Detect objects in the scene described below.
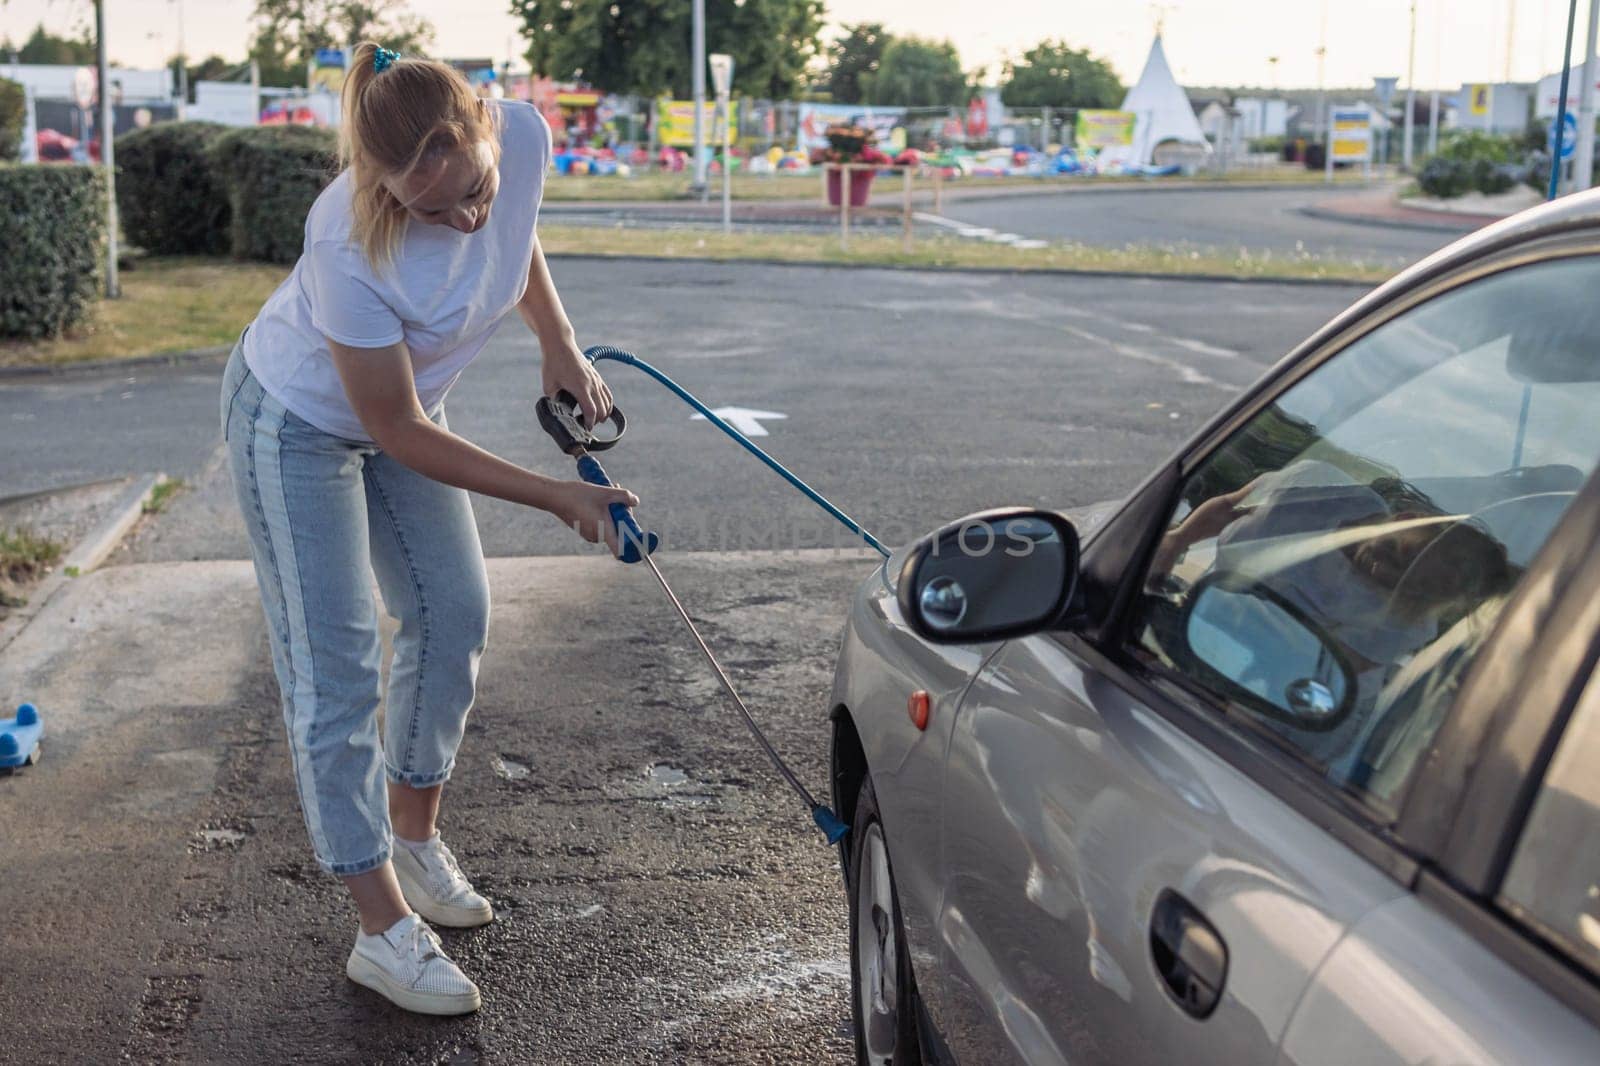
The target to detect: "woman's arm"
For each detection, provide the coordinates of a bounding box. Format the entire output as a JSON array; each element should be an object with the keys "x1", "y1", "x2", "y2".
[
  {"x1": 327, "y1": 338, "x2": 637, "y2": 550},
  {"x1": 518, "y1": 234, "x2": 613, "y2": 429}
]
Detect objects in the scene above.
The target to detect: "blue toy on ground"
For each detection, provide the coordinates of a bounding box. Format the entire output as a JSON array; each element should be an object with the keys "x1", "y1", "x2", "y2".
[{"x1": 0, "y1": 703, "x2": 42, "y2": 769}]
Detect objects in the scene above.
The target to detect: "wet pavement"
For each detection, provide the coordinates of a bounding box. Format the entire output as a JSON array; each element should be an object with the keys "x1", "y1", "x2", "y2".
[{"x1": 0, "y1": 553, "x2": 868, "y2": 1063}]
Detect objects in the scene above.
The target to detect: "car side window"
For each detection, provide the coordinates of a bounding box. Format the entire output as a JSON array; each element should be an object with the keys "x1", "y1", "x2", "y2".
[
  {"x1": 1500, "y1": 676, "x2": 1600, "y2": 981},
  {"x1": 1129, "y1": 255, "x2": 1600, "y2": 821}
]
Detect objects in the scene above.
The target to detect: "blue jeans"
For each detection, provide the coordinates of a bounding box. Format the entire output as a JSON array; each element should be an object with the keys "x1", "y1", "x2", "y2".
[{"x1": 221, "y1": 338, "x2": 490, "y2": 876}]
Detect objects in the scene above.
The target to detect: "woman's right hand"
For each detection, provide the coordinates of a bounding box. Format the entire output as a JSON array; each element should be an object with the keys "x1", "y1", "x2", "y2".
[{"x1": 552, "y1": 480, "x2": 641, "y2": 555}]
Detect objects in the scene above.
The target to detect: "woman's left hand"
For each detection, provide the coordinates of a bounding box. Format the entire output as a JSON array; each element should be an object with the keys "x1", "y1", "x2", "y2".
[{"x1": 542, "y1": 342, "x2": 614, "y2": 429}]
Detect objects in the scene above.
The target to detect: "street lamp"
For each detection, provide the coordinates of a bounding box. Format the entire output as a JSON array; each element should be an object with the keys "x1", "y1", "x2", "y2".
[
  {"x1": 95, "y1": 0, "x2": 119, "y2": 299},
  {"x1": 709, "y1": 53, "x2": 734, "y2": 234},
  {"x1": 172, "y1": 0, "x2": 187, "y2": 118},
  {"x1": 1404, "y1": 0, "x2": 1417, "y2": 170},
  {"x1": 691, "y1": 0, "x2": 707, "y2": 198}
]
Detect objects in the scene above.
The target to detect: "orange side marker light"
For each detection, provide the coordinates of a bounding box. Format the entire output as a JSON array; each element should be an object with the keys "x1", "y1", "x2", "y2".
[{"x1": 908, "y1": 690, "x2": 930, "y2": 731}]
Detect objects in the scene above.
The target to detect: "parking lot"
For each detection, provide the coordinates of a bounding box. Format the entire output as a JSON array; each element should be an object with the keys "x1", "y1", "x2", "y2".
[{"x1": 0, "y1": 259, "x2": 1365, "y2": 1062}]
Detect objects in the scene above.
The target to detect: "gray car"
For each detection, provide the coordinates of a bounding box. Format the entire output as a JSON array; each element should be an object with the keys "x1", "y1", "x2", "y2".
[{"x1": 827, "y1": 190, "x2": 1600, "y2": 1065}]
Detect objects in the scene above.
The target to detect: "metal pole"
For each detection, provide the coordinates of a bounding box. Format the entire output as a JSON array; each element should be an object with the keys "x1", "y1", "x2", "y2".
[
  {"x1": 720, "y1": 94, "x2": 731, "y2": 233},
  {"x1": 1552, "y1": 0, "x2": 1581, "y2": 201},
  {"x1": 175, "y1": 0, "x2": 187, "y2": 117},
  {"x1": 1404, "y1": 1, "x2": 1417, "y2": 170},
  {"x1": 691, "y1": 0, "x2": 707, "y2": 198},
  {"x1": 95, "y1": 0, "x2": 119, "y2": 299},
  {"x1": 1574, "y1": 0, "x2": 1600, "y2": 191},
  {"x1": 1428, "y1": 90, "x2": 1440, "y2": 155}
]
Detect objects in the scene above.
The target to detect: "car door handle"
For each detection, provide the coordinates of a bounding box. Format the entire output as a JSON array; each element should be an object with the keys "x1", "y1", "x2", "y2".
[{"x1": 1150, "y1": 889, "x2": 1229, "y2": 1019}]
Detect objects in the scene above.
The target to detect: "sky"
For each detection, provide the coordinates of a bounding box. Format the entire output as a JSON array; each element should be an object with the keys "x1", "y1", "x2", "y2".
[{"x1": 1, "y1": 0, "x2": 1592, "y2": 91}]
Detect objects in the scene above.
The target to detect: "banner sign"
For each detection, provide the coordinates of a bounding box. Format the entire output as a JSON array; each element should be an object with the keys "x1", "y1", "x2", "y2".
[
  {"x1": 796, "y1": 104, "x2": 904, "y2": 152},
  {"x1": 1330, "y1": 106, "x2": 1373, "y2": 162},
  {"x1": 1468, "y1": 84, "x2": 1491, "y2": 117},
  {"x1": 310, "y1": 48, "x2": 347, "y2": 94},
  {"x1": 1075, "y1": 109, "x2": 1136, "y2": 149},
  {"x1": 657, "y1": 99, "x2": 741, "y2": 147}
]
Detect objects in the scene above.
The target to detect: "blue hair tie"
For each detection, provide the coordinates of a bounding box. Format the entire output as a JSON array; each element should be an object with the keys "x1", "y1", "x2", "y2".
[{"x1": 374, "y1": 47, "x2": 400, "y2": 74}]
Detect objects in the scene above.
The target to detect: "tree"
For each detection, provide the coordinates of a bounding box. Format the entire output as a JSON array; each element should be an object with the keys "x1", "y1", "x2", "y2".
[
  {"x1": 1001, "y1": 40, "x2": 1122, "y2": 110},
  {"x1": 247, "y1": 0, "x2": 435, "y2": 89},
  {"x1": 0, "y1": 76, "x2": 24, "y2": 163},
  {"x1": 511, "y1": 0, "x2": 825, "y2": 99},
  {"x1": 14, "y1": 23, "x2": 96, "y2": 65},
  {"x1": 862, "y1": 37, "x2": 966, "y2": 108},
  {"x1": 822, "y1": 23, "x2": 885, "y2": 104},
  {"x1": 168, "y1": 55, "x2": 241, "y2": 102}
]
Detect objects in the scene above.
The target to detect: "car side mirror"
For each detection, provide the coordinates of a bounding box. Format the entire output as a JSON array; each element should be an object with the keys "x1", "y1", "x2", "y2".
[
  {"x1": 1180, "y1": 576, "x2": 1357, "y2": 730},
  {"x1": 897, "y1": 509, "x2": 1080, "y2": 644}
]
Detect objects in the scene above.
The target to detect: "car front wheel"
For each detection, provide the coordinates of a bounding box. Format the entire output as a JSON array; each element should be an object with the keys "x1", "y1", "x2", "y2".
[{"x1": 849, "y1": 773, "x2": 923, "y2": 1066}]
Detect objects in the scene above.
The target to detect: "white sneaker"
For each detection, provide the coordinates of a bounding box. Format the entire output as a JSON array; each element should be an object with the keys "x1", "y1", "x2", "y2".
[
  {"x1": 346, "y1": 914, "x2": 481, "y2": 1016},
  {"x1": 392, "y1": 833, "x2": 495, "y2": 928}
]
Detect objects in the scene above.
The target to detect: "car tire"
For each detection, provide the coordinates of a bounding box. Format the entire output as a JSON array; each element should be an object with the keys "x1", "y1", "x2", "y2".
[{"x1": 849, "y1": 773, "x2": 924, "y2": 1066}]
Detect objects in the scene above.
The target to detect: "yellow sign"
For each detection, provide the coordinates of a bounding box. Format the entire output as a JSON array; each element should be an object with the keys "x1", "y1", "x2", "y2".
[
  {"x1": 656, "y1": 99, "x2": 739, "y2": 147},
  {"x1": 1468, "y1": 84, "x2": 1492, "y2": 116},
  {"x1": 1074, "y1": 109, "x2": 1136, "y2": 149},
  {"x1": 1330, "y1": 107, "x2": 1372, "y2": 162}
]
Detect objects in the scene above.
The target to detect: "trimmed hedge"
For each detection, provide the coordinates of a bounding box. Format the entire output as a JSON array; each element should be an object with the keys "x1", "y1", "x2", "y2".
[
  {"x1": 0, "y1": 77, "x2": 24, "y2": 163},
  {"x1": 0, "y1": 164, "x2": 106, "y2": 340},
  {"x1": 116, "y1": 121, "x2": 232, "y2": 254},
  {"x1": 209, "y1": 125, "x2": 338, "y2": 264}
]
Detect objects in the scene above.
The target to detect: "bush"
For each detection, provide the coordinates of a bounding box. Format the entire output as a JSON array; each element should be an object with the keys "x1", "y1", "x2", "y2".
[
  {"x1": 1418, "y1": 156, "x2": 1472, "y2": 199},
  {"x1": 1437, "y1": 130, "x2": 1515, "y2": 166},
  {"x1": 208, "y1": 125, "x2": 338, "y2": 264},
  {"x1": 115, "y1": 121, "x2": 232, "y2": 254},
  {"x1": 0, "y1": 164, "x2": 105, "y2": 339},
  {"x1": 0, "y1": 77, "x2": 24, "y2": 163},
  {"x1": 1471, "y1": 158, "x2": 1516, "y2": 195}
]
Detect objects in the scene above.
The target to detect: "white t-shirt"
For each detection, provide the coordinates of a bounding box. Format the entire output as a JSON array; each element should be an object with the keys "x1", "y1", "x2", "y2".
[{"x1": 243, "y1": 99, "x2": 550, "y2": 441}]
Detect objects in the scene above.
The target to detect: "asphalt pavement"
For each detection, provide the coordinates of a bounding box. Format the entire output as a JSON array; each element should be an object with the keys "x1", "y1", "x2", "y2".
[
  {"x1": 0, "y1": 258, "x2": 1367, "y2": 1063},
  {"x1": 934, "y1": 184, "x2": 1462, "y2": 267},
  {"x1": 83, "y1": 259, "x2": 1363, "y2": 565}
]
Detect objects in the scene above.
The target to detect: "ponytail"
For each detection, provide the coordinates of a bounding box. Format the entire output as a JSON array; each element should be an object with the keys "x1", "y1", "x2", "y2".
[{"x1": 339, "y1": 42, "x2": 501, "y2": 270}]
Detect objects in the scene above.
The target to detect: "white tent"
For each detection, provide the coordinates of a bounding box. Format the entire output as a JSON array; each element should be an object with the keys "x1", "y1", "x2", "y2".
[{"x1": 1114, "y1": 36, "x2": 1210, "y2": 167}]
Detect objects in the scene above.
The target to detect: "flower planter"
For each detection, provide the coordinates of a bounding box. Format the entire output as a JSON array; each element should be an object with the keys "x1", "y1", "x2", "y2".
[{"x1": 827, "y1": 166, "x2": 876, "y2": 207}]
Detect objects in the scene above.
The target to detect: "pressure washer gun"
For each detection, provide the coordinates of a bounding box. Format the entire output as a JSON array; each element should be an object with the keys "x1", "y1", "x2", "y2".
[
  {"x1": 534, "y1": 389, "x2": 660, "y2": 564},
  {"x1": 533, "y1": 350, "x2": 852, "y2": 846}
]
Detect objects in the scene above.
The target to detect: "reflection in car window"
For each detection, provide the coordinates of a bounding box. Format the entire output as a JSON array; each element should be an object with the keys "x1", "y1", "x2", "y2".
[
  {"x1": 1132, "y1": 256, "x2": 1600, "y2": 820},
  {"x1": 1501, "y1": 678, "x2": 1600, "y2": 980}
]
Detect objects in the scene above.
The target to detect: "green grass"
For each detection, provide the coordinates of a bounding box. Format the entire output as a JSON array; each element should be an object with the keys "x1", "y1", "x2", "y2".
[
  {"x1": 143, "y1": 478, "x2": 185, "y2": 514},
  {"x1": 0, "y1": 257, "x2": 289, "y2": 369},
  {"x1": 536, "y1": 224, "x2": 1393, "y2": 283},
  {"x1": 0, "y1": 526, "x2": 63, "y2": 585}
]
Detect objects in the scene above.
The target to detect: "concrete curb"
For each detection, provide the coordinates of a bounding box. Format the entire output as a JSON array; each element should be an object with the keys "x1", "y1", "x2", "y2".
[
  {"x1": 0, "y1": 345, "x2": 230, "y2": 381},
  {"x1": 0, "y1": 473, "x2": 167, "y2": 656},
  {"x1": 1296, "y1": 204, "x2": 1483, "y2": 235},
  {"x1": 544, "y1": 251, "x2": 1379, "y2": 289},
  {"x1": 917, "y1": 178, "x2": 1392, "y2": 207}
]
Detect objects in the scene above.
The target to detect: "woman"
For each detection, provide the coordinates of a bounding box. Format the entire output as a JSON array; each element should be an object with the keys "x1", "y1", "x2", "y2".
[{"x1": 220, "y1": 43, "x2": 637, "y2": 1015}]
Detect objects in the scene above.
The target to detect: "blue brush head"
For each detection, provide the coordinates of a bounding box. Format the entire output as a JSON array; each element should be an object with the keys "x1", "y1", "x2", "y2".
[
  {"x1": 15, "y1": 703, "x2": 38, "y2": 726},
  {"x1": 812, "y1": 805, "x2": 849, "y2": 845}
]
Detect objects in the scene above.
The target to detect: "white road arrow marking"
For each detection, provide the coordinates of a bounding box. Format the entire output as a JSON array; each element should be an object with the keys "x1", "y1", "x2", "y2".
[{"x1": 691, "y1": 407, "x2": 788, "y2": 437}]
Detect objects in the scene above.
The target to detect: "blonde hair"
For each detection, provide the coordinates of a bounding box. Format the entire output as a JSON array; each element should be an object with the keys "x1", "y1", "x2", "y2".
[{"x1": 340, "y1": 42, "x2": 501, "y2": 269}]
